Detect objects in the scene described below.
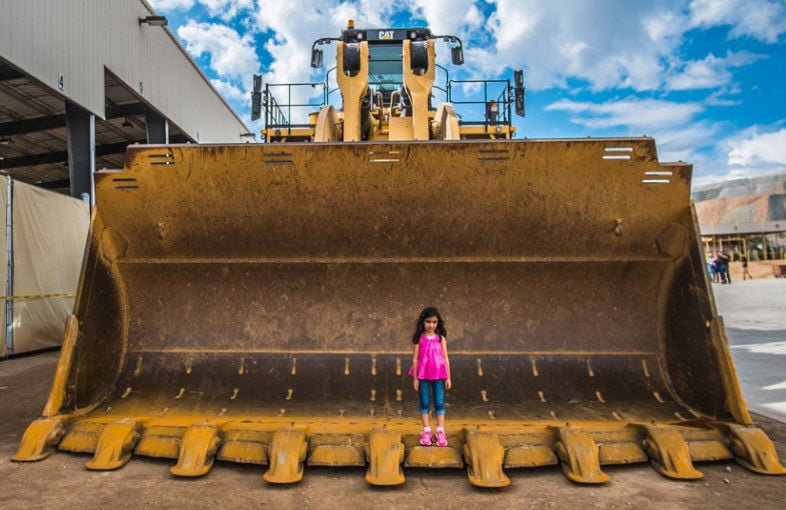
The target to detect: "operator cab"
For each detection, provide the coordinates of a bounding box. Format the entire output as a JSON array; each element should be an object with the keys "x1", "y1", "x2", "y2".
[{"x1": 255, "y1": 21, "x2": 522, "y2": 143}]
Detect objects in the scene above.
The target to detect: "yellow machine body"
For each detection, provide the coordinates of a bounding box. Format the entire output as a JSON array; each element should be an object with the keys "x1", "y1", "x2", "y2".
[{"x1": 14, "y1": 25, "x2": 785, "y2": 486}]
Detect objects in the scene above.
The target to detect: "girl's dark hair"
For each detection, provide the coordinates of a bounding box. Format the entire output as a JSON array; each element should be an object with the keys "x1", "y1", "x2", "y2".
[{"x1": 412, "y1": 307, "x2": 447, "y2": 344}]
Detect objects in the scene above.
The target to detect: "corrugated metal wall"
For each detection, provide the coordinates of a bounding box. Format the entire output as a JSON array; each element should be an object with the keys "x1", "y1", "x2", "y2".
[{"x1": 0, "y1": 0, "x2": 248, "y2": 142}]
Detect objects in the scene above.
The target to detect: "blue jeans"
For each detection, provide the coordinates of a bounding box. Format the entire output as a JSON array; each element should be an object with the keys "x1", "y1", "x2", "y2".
[{"x1": 418, "y1": 379, "x2": 446, "y2": 416}]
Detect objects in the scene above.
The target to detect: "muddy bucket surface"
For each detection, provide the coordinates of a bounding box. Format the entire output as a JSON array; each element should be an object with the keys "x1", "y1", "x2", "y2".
[{"x1": 15, "y1": 139, "x2": 785, "y2": 485}]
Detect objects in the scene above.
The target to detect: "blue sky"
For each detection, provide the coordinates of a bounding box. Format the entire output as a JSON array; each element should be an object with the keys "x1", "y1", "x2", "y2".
[{"x1": 148, "y1": 0, "x2": 786, "y2": 186}]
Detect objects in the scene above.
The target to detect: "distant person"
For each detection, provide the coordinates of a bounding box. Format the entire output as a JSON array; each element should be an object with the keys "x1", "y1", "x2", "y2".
[
  {"x1": 712, "y1": 257, "x2": 723, "y2": 283},
  {"x1": 741, "y1": 255, "x2": 752, "y2": 280},
  {"x1": 707, "y1": 255, "x2": 715, "y2": 280},
  {"x1": 719, "y1": 251, "x2": 731, "y2": 284}
]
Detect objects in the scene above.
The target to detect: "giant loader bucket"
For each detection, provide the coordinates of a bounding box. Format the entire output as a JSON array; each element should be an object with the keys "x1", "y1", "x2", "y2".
[{"x1": 15, "y1": 138, "x2": 785, "y2": 486}]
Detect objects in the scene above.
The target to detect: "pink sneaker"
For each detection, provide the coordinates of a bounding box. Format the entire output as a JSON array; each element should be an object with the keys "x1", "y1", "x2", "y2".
[
  {"x1": 419, "y1": 430, "x2": 433, "y2": 446},
  {"x1": 436, "y1": 429, "x2": 448, "y2": 447}
]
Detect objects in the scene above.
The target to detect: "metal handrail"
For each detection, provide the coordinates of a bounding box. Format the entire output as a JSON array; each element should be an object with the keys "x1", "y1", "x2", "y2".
[
  {"x1": 263, "y1": 82, "x2": 326, "y2": 137},
  {"x1": 447, "y1": 79, "x2": 512, "y2": 126},
  {"x1": 263, "y1": 71, "x2": 511, "y2": 135}
]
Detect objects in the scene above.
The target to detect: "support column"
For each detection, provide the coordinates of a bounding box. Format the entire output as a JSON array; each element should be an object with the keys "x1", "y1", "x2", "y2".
[
  {"x1": 65, "y1": 101, "x2": 94, "y2": 200},
  {"x1": 144, "y1": 105, "x2": 168, "y2": 144}
]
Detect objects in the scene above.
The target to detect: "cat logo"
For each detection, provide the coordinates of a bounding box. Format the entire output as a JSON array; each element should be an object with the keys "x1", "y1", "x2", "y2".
[{"x1": 378, "y1": 30, "x2": 394, "y2": 40}]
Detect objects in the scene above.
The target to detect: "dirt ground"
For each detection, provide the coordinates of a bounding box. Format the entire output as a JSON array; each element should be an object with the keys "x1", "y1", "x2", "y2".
[{"x1": 1, "y1": 351, "x2": 784, "y2": 509}]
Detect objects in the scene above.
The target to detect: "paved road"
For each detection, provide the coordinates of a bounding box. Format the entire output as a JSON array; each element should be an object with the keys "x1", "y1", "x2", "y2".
[{"x1": 713, "y1": 279, "x2": 786, "y2": 422}]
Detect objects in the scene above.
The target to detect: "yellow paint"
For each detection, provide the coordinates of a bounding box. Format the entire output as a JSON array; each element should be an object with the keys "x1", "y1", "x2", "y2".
[
  {"x1": 263, "y1": 429, "x2": 307, "y2": 483},
  {"x1": 553, "y1": 427, "x2": 609, "y2": 484},
  {"x1": 84, "y1": 419, "x2": 139, "y2": 471},
  {"x1": 335, "y1": 41, "x2": 369, "y2": 142},
  {"x1": 364, "y1": 429, "x2": 405, "y2": 485},
  {"x1": 42, "y1": 315, "x2": 78, "y2": 417},
  {"x1": 401, "y1": 39, "x2": 435, "y2": 141}
]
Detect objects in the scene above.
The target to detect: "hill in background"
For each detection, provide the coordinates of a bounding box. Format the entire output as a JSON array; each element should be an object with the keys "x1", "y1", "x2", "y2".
[{"x1": 694, "y1": 171, "x2": 786, "y2": 225}]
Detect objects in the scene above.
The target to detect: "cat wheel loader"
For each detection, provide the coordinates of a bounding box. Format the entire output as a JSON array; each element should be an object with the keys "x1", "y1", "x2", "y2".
[{"x1": 14, "y1": 22, "x2": 785, "y2": 487}]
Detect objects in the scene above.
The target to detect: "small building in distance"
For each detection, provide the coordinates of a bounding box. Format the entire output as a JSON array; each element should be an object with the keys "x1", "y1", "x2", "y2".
[{"x1": 694, "y1": 171, "x2": 786, "y2": 263}]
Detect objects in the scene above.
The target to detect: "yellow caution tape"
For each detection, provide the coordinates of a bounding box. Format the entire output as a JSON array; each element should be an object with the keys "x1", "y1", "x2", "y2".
[{"x1": 0, "y1": 291, "x2": 76, "y2": 301}]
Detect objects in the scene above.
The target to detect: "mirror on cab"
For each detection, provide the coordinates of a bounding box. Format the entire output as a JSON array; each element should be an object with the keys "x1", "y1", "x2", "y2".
[
  {"x1": 311, "y1": 48, "x2": 323, "y2": 68},
  {"x1": 451, "y1": 45, "x2": 464, "y2": 66}
]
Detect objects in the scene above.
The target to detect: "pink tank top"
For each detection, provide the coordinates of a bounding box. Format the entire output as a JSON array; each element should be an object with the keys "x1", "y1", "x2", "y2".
[{"x1": 414, "y1": 334, "x2": 448, "y2": 380}]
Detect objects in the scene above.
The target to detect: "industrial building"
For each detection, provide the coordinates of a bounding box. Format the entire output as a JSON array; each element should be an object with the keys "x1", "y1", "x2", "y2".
[
  {"x1": 695, "y1": 173, "x2": 786, "y2": 270},
  {"x1": 1, "y1": 0, "x2": 249, "y2": 198},
  {"x1": 1, "y1": 0, "x2": 250, "y2": 355}
]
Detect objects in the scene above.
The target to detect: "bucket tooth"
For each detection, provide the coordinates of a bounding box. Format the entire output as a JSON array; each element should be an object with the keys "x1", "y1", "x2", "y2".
[
  {"x1": 169, "y1": 425, "x2": 221, "y2": 477},
  {"x1": 722, "y1": 424, "x2": 786, "y2": 475},
  {"x1": 364, "y1": 429, "x2": 405, "y2": 486},
  {"x1": 12, "y1": 417, "x2": 67, "y2": 462},
  {"x1": 262, "y1": 429, "x2": 307, "y2": 484},
  {"x1": 463, "y1": 430, "x2": 509, "y2": 488},
  {"x1": 553, "y1": 427, "x2": 609, "y2": 484},
  {"x1": 85, "y1": 419, "x2": 140, "y2": 470},
  {"x1": 634, "y1": 425, "x2": 703, "y2": 479}
]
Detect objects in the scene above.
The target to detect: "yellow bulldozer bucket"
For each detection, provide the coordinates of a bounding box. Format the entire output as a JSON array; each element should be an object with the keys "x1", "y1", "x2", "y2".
[{"x1": 14, "y1": 138, "x2": 785, "y2": 486}]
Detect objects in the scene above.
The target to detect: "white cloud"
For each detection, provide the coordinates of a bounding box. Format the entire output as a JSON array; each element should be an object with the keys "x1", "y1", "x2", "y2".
[
  {"x1": 688, "y1": 0, "x2": 786, "y2": 43},
  {"x1": 643, "y1": 9, "x2": 688, "y2": 43},
  {"x1": 545, "y1": 97, "x2": 704, "y2": 130},
  {"x1": 177, "y1": 20, "x2": 260, "y2": 83},
  {"x1": 406, "y1": 0, "x2": 485, "y2": 37},
  {"x1": 210, "y1": 78, "x2": 246, "y2": 102},
  {"x1": 667, "y1": 51, "x2": 766, "y2": 90},
  {"x1": 198, "y1": 0, "x2": 254, "y2": 21},
  {"x1": 727, "y1": 127, "x2": 786, "y2": 167},
  {"x1": 251, "y1": 0, "x2": 404, "y2": 121},
  {"x1": 668, "y1": 54, "x2": 732, "y2": 90},
  {"x1": 462, "y1": 0, "x2": 688, "y2": 91},
  {"x1": 647, "y1": 122, "x2": 727, "y2": 175},
  {"x1": 150, "y1": 0, "x2": 254, "y2": 20},
  {"x1": 148, "y1": 0, "x2": 195, "y2": 10},
  {"x1": 654, "y1": 122, "x2": 719, "y2": 152},
  {"x1": 409, "y1": 1, "x2": 777, "y2": 94}
]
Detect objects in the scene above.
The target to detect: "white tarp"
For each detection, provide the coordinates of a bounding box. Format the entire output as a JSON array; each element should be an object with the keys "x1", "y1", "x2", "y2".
[
  {"x1": 0, "y1": 176, "x2": 7, "y2": 358},
  {"x1": 1, "y1": 176, "x2": 89, "y2": 356}
]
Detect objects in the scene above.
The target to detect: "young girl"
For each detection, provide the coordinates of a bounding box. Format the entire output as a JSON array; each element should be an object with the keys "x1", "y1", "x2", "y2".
[{"x1": 411, "y1": 307, "x2": 452, "y2": 447}]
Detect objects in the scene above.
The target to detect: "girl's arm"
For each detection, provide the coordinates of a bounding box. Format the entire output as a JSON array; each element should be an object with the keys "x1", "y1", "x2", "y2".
[
  {"x1": 412, "y1": 343, "x2": 420, "y2": 391},
  {"x1": 441, "y1": 336, "x2": 452, "y2": 390}
]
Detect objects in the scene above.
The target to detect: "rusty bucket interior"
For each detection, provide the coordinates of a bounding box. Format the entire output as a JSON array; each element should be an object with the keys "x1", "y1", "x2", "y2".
[{"x1": 14, "y1": 139, "x2": 785, "y2": 486}]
